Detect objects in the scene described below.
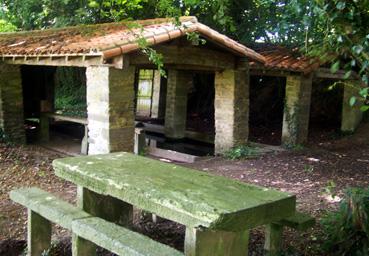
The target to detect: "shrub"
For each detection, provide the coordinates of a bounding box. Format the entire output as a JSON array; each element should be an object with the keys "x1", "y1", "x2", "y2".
[
  {"x1": 321, "y1": 187, "x2": 369, "y2": 255},
  {"x1": 223, "y1": 144, "x2": 260, "y2": 160}
]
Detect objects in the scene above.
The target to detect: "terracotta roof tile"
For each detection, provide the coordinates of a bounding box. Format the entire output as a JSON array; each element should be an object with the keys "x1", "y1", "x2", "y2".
[
  {"x1": 250, "y1": 44, "x2": 324, "y2": 74},
  {"x1": 0, "y1": 16, "x2": 265, "y2": 63}
]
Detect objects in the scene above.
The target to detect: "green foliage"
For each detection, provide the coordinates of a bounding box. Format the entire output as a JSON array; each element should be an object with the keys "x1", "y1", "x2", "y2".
[
  {"x1": 309, "y1": 0, "x2": 369, "y2": 108},
  {"x1": 0, "y1": 19, "x2": 16, "y2": 32},
  {"x1": 0, "y1": 128, "x2": 14, "y2": 145},
  {"x1": 321, "y1": 187, "x2": 369, "y2": 255},
  {"x1": 54, "y1": 67, "x2": 87, "y2": 117},
  {"x1": 322, "y1": 180, "x2": 337, "y2": 199},
  {"x1": 224, "y1": 144, "x2": 260, "y2": 160}
]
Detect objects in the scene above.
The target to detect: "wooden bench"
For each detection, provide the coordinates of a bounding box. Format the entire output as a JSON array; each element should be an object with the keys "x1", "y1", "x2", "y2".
[
  {"x1": 264, "y1": 212, "x2": 315, "y2": 256},
  {"x1": 10, "y1": 187, "x2": 183, "y2": 256},
  {"x1": 40, "y1": 112, "x2": 88, "y2": 154}
]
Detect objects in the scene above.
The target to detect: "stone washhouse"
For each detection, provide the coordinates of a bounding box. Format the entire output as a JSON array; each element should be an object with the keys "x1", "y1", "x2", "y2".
[
  {"x1": 249, "y1": 45, "x2": 365, "y2": 146},
  {"x1": 0, "y1": 16, "x2": 364, "y2": 155},
  {"x1": 0, "y1": 16, "x2": 265, "y2": 155}
]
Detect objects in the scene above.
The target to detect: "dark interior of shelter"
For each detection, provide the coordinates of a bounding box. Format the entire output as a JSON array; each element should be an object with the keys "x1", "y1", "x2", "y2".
[
  {"x1": 308, "y1": 79, "x2": 343, "y2": 142},
  {"x1": 22, "y1": 66, "x2": 86, "y2": 145},
  {"x1": 249, "y1": 75, "x2": 286, "y2": 146},
  {"x1": 186, "y1": 73, "x2": 215, "y2": 135}
]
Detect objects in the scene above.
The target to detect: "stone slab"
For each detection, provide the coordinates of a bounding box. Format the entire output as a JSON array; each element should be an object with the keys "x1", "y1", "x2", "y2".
[
  {"x1": 148, "y1": 147, "x2": 199, "y2": 163},
  {"x1": 53, "y1": 152, "x2": 296, "y2": 231},
  {"x1": 10, "y1": 187, "x2": 90, "y2": 230},
  {"x1": 275, "y1": 212, "x2": 315, "y2": 231},
  {"x1": 72, "y1": 217, "x2": 184, "y2": 256}
]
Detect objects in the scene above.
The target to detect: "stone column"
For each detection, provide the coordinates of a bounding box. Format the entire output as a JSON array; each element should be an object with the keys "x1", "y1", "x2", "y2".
[
  {"x1": 164, "y1": 69, "x2": 192, "y2": 139},
  {"x1": 72, "y1": 187, "x2": 133, "y2": 256},
  {"x1": 341, "y1": 81, "x2": 363, "y2": 132},
  {"x1": 86, "y1": 66, "x2": 135, "y2": 155},
  {"x1": 282, "y1": 74, "x2": 313, "y2": 147},
  {"x1": 0, "y1": 64, "x2": 25, "y2": 144},
  {"x1": 185, "y1": 227, "x2": 249, "y2": 256},
  {"x1": 214, "y1": 61, "x2": 249, "y2": 154},
  {"x1": 151, "y1": 70, "x2": 161, "y2": 118}
]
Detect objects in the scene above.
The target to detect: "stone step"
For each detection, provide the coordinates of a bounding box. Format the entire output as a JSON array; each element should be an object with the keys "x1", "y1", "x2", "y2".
[{"x1": 72, "y1": 217, "x2": 184, "y2": 256}]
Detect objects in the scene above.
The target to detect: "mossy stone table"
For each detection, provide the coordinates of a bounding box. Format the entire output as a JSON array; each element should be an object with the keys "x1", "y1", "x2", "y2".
[{"x1": 53, "y1": 152, "x2": 296, "y2": 256}]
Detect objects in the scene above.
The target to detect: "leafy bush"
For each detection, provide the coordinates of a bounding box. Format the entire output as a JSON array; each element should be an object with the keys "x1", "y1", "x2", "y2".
[
  {"x1": 224, "y1": 145, "x2": 260, "y2": 160},
  {"x1": 321, "y1": 187, "x2": 369, "y2": 255},
  {"x1": 54, "y1": 67, "x2": 87, "y2": 117}
]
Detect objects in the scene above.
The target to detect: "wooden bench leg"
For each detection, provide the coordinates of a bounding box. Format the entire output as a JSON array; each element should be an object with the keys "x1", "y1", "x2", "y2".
[
  {"x1": 184, "y1": 227, "x2": 249, "y2": 256},
  {"x1": 28, "y1": 209, "x2": 51, "y2": 256},
  {"x1": 264, "y1": 223, "x2": 283, "y2": 256},
  {"x1": 72, "y1": 186, "x2": 133, "y2": 256}
]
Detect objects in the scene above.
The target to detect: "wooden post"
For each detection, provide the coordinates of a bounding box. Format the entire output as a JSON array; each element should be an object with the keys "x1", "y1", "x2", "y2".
[
  {"x1": 184, "y1": 227, "x2": 249, "y2": 256},
  {"x1": 28, "y1": 209, "x2": 51, "y2": 256},
  {"x1": 264, "y1": 223, "x2": 283, "y2": 256}
]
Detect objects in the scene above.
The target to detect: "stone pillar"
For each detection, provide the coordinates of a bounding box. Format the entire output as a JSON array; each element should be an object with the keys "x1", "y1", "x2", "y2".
[
  {"x1": 264, "y1": 223, "x2": 283, "y2": 256},
  {"x1": 341, "y1": 81, "x2": 363, "y2": 132},
  {"x1": 214, "y1": 61, "x2": 249, "y2": 154},
  {"x1": 184, "y1": 227, "x2": 249, "y2": 256},
  {"x1": 86, "y1": 66, "x2": 135, "y2": 155},
  {"x1": 151, "y1": 70, "x2": 161, "y2": 118},
  {"x1": 282, "y1": 74, "x2": 313, "y2": 147},
  {"x1": 0, "y1": 64, "x2": 25, "y2": 143},
  {"x1": 164, "y1": 69, "x2": 192, "y2": 139},
  {"x1": 72, "y1": 187, "x2": 133, "y2": 256},
  {"x1": 28, "y1": 209, "x2": 52, "y2": 256}
]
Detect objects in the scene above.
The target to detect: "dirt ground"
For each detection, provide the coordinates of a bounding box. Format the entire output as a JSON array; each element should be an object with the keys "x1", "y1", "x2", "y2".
[{"x1": 1, "y1": 123, "x2": 369, "y2": 255}]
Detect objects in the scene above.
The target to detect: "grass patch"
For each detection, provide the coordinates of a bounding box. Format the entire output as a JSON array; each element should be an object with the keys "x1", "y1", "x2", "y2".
[{"x1": 223, "y1": 144, "x2": 261, "y2": 160}]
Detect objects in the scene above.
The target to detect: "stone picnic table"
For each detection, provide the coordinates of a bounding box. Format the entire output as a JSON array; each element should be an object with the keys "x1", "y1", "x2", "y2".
[{"x1": 53, "y1": 152, "x2": 296, "y2": 255}]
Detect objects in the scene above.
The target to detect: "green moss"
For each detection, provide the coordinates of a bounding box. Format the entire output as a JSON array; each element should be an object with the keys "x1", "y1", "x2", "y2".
[{"x1": 53, "y1": 152, "x2": 296, "y2": 231}]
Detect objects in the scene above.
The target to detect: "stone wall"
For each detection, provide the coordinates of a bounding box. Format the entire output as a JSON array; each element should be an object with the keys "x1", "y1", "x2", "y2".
[
  {"x1": 0, "y1": 64, "x2": 25, "y2": 143},
  {"x1": 164, "y1": 69, "x2": 192, "y2": 139},
  {"x1": 86, "y1": 66, "x2": 135, "y2": 154},
  {"x1": 214, "y1": 61, "x2": 249, "y2": 154},
  {"x1": 282, "y1": 74, "x2": 313, "y2": 146},
  {"x1": 341, "y1": 81, "x2": 363, "y2": 132}
]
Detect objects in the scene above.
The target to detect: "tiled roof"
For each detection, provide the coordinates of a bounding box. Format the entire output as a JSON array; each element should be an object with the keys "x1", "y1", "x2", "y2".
[
  {"x1": 0, "y1": 17, "x2": 265, "y2": 63},
  {"x1": 250, "y1": 44, "x2": 323, "y2": 74}
]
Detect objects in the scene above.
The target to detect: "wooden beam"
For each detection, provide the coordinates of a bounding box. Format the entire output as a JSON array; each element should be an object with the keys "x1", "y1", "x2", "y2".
[
  {"x1": 0, "y1": 54, "x2": 116, "y2": 68},
  {"x1": 314, "y1": 68, "x2": 360, "y2": 80},
  {"x1": 250, "y1": 66, "x2": 294, "y2": 77},
  {"x1": 128, "y1": 45, "x2": 236, "y2": 70}
]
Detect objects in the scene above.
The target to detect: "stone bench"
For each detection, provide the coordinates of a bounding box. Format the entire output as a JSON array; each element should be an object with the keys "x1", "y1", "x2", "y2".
[
  {"x1": 39, "y1": 112, "x2": 88, "y2": 154},
  {"x1": 264, "y1": 212, "x2": 315, "y2": 256},
  {"x1": 10, "y1": 187, "x2": 183, "y2": 256}
]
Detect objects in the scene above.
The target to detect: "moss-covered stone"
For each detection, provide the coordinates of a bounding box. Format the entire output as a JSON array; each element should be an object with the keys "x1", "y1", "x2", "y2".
[
  {"x1": 341, "y1": 82, "x2": 363, "y2": 132},
  {"x1": 184, "y1": 227, "x2": 249, "y2": 256},
  {"x1": 164, "y1": 69, "x2": 191, "y2": 139},
  {"x1": 72, "y1": 217, "x2": 184, "y2": 256},
  {"x1": 53, "y1": 152, "x2": 296, "y2": 231},
  {"x1": 214, "y1": 61, "x2": 249, "y2": 154},
  {"x1": 27, "y1": 209, "x2": 52, "y2": 256},
  {"x1": 282, "y1": 74, "x2": 312, "y2": 146},
  {"x1": 0, "y1": 64, "x2": 25, "y2": 144},
  {"x1": 10, "y1": 187, "x2": 90, "y2": 230},
  {"x1": 275, "y1": 211, "x2": 315, "y2": 231}
]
